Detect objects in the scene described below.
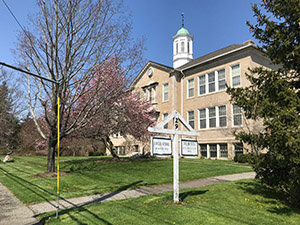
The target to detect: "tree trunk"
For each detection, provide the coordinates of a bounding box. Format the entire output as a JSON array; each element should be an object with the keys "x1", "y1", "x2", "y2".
[
  {"x1": 102, "y1": 136, "x2": 119, "y2": 160},
  {"x1": 47, "y1": 136, "x2": 56, "y2": 172}
]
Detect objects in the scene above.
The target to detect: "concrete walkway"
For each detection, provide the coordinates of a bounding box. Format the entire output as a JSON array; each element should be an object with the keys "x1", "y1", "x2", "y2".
[{"x1": 0, "y1": 172, "x2": 255, "y2": 225}]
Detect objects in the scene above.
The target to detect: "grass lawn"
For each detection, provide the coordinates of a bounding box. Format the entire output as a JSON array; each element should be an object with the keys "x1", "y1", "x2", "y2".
[
  {"x1": 40, "y1": 179, "x2": 300, "y2": 225},
  {"x1": 0, "y1": 156, "x2": 252, "y2": 204}
]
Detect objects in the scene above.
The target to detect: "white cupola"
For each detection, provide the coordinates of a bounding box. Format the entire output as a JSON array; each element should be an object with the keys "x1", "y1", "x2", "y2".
[{"x1": 173, "y1": 14, "x2": 193, "y2": 69}]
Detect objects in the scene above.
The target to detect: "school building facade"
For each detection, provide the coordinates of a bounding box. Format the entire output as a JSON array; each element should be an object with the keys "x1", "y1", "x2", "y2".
[{"x1": 111, "y1": 25, "x2": 276, "y2": 159}]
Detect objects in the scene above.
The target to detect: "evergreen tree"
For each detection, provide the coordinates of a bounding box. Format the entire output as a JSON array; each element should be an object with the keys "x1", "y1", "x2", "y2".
[
  {"x1": 0, "y1": 81, "x2": 19, "y2": 148},
  {"x1": 227, "y1": 0, "x2": 300, "y2": 207}
]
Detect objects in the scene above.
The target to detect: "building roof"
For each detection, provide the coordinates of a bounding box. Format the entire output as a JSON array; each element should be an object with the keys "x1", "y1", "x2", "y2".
[
  {"x1": 176, "y1": 27, "x2": 190, "y2": 35},
  {"x1": 129, "y1": 61, "x2": 174, "y2": 89},
  {"x1": 177, "y1": 43, "x2": 257, "y2": 71}
]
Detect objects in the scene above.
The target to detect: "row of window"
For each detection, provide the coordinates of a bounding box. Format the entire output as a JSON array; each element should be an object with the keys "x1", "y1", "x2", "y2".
[
  {"x1": 187, "y1": 104, "x2": 242, "y2": 129},
  {"x1": 187, "y1": 64, "x2": 241, "y2": 98},
  {"x1": 200, "y1": 143, "x2": 243, "y2": 158},
  {"x1": 145, "y1": 64, "x2": 240, "y2": 103}
]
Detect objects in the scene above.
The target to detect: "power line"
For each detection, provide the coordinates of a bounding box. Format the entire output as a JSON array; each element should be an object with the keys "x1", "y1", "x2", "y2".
[{"x1": 1, "y1": 0, "x2": 27, "y2": 34}]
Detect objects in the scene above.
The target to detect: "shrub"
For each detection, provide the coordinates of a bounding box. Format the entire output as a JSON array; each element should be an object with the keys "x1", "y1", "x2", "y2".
[
  {"x1": 234, "y1": 154, "x2": 248, "y2": 163},
  {"x1": 88, "y1": 151, "x2": 105, "y2": 156}
]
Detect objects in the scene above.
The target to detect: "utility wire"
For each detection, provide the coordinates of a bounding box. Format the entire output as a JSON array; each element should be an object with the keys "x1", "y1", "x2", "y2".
[{"x1": 1, "y1": 0, "x2": 58, "y2": 83}]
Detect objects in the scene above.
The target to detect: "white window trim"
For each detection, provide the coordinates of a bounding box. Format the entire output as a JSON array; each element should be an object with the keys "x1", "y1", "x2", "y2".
[
  {"x1": 187, "y1": 78, "x2": 195, "y2": 99},
  {"x1": 187, "y1": 110, "x2": 195, "y2": 129},
  {"x1": 217, "y1": 68, "x2": 226, "y2": 91},
  {"x1": 230, "y1": 63, "x2": 241, "y2": 87},
  {"x1": 162, "y1": 83, "x2": 169, "y2": 102},
  {"x1": 198, "y1": 105, "x2": 227, "y2": 130},
  {"x1": 198, "y1": 68, "x2": 226, "y2": 97},
  {"x1": 231, "y1": 104, "x2": 243, "y2": 127}
]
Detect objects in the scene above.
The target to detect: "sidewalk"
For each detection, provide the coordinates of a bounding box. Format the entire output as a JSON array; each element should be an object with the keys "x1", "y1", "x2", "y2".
[{"x1": 0, "y1": 172, "x2": 255, "y2": 225}]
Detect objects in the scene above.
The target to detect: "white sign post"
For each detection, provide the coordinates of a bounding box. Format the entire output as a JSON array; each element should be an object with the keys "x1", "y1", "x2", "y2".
[{"x1": 148, "y1": 111, "x2": 200, "y2": 203}]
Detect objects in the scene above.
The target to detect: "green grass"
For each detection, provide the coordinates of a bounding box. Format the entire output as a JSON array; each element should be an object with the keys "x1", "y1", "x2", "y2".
[
  {"x1": 0, "y1": 156, "x2": 252, "y2": 204},
  {"x1": 40, "y1": 179, "x2": 300, "y2": 225}
]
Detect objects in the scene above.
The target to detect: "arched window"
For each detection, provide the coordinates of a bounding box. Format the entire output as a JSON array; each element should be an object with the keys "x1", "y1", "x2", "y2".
[{"x1": 181, "y1": 41, "x2": 185, "y2": 52}]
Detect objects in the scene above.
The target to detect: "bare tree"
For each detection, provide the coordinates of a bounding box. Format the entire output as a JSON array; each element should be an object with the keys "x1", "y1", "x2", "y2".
[{"x1": 15, "y1": 0, "x2": 144, "y2": 172}]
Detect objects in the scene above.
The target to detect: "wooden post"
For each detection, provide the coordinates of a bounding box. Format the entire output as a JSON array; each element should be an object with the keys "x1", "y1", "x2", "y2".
[{"x1": 173, "y1": 115, "x2": 179, "y2": 203}]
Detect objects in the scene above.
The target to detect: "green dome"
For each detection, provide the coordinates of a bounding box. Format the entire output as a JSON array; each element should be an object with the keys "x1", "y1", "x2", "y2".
[{"x1": 176, "y1": 27, "x2": 190, "y2": 35}]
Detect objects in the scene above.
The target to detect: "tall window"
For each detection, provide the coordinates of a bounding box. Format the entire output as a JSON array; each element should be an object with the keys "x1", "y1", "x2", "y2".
[
  {"x1": 163, "y1": 83, "x2": 169, "y2": 102},
  {"x1": 198, "y1": 75, "x2": 206, "y2": 95},
  {"x1": 181, "y1": 41, "x2": 185, "y2": 52},
  {"x1": 220, "y1": 144, "x2": 228, "y2": 158},
  {"x1": 218, "y1": 105, "x2": 227, "y2": 127},
  {"x1": 187, "y1": 78, "x2": 194, "y2": 98},
  {"x1": 209, "y1": 144, "x2": 217, "y2": 157},
  {"x1": 231, "y1": 64, "x2": 240, "y2": 87},
  {"x1": 199, "y1": 108, "x2": 206, "y2": 129},
  {"x1": 188, "y1": 110, "x2": 195, "y2": 129},
  {"x1": 163, "y1": 113, "x2": 168, "y2": 129},
  {"x1": 148, "y1": 88, "x2": 152, "y2": 102},
  {"x1": 176, "y1": 42, "x2": 178, "y2": 54},
  {"x1": 208, "y1": 107, "x2": 216, "y2": 128},
  {"x1": 218, "y1": 69, "x2": 226, "y2": 90},
  {"x1": 208, "y1": 72, "x2": 215, "y2": 93},
  {"x1": 187, "y1": 41, "x2": 190, "y2": 53},
  {"x1": 232, "y1": 104, "x2": 242, "y2": 126},
  {"x1": 234, "y1": 143, "x2": 243, "y2": 156},
  {"x1": 200, "y1": 144, "x2": 207, "y2": 157}
]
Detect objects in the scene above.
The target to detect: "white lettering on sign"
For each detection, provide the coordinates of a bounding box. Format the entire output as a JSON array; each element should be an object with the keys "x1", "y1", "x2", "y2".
[
  {"x1": 152, "y1": 137, "x2": 172, "y2": 155},
  {"x1": 181, "y1": 139, "x2": 198, "y2": 156}
]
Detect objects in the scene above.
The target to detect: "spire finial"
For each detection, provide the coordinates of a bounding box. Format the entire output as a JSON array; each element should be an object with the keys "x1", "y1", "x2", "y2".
[{"x1": 181, "y1": 13, "x2": 184, "y2": 27}]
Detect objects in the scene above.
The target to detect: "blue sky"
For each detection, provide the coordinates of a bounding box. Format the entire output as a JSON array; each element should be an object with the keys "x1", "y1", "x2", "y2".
[{"x1": 0, "y1": 0, "x2": 261, "y2": 68}]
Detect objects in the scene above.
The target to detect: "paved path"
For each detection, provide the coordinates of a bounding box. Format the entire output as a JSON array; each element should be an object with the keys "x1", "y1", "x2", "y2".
[
  {"x1": 0, "y1": 172, "x2": 255, "y2": 225},
  {"x1": 0, "y1": 182, "x2": 40, "y2": 225}
]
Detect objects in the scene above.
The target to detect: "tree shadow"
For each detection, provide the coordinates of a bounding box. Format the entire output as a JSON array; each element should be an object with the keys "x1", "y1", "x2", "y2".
[
  {"x1": 40, "y1": 180, "x2": 144, "y2": 225},
  {"x1": 179, "y1": 190, "x2": 208, "y2": 202},
  {"x1": 237, "y1": 180, "x2": 300, "y2": 215},
  {"x1": 0, "y1": 167, "x2": 56, "y2": 205}
]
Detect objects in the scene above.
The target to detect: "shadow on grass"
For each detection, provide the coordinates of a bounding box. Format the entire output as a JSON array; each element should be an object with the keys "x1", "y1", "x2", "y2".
[
  {"x1": 41, "y1": 180, "x2": 144, "y2": 225},
  {"x1": 179, "y1": 190, "x2": 208, "y2": 202},
  {"x1": 238, "y1": 180, "x2": 300, "y2": 215},
  {"x1": 0, "y1": 167, "x2": 56, "y2": 205}
]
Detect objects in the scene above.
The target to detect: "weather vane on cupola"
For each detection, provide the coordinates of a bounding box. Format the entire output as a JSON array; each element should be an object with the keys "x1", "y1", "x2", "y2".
[{"x1": 181, "y1": 12, "x2": 184, "y2": 27}]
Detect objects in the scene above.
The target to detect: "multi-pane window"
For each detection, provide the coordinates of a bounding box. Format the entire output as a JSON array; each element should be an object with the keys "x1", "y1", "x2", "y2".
[
  {"x1": 163, "y1": 113, "x2": 168, "y2": 129},
  {"x1": 234, "y1": 143, "x2": 243, "y2": 156},
  {"x1": 198, "y1": 75, "x2": 206, "y2": 95},
  {"x1": 231, "y1": 64, "x2": 241, "y2": 87},
  {"x1": 188, "y1": 110, "x2": 195, "y2": 129},
  {"x1": 220, "y1": 144, "x2": 228, "y2": 158},
  {"x1": 199, "y1": 105, "x2": 226, "y2": 129},
  {"x1": 200, "y1": 144, "x2": 207, "y2": 157},
  {"x1": 199, "y1": 108, "x2": 206, "y2": 129},
  {"x1": 208, "y1": 72, "x2": 215, "y2": 93},
  {"x1": 218, "y1": 69, "x2": 226, "y2": 90},
  {"x1": 187, "y1": 78, "x2": 195, "y2": 98},
  {"x1": 218, "y1": 105, "x2": 227, "y2": 127},
  {"x1": 233, "y1": 104, "x2": 242, "y2": 126},
  {"x1": 209, "y1": 144, "x2": 217, "y2": 157},
  {"x1": 208, "y1": 107, "x2": 216, "y2": 128},
  {"x1": 163, "y1": 83, "x2": 169, "y2": 102}
]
